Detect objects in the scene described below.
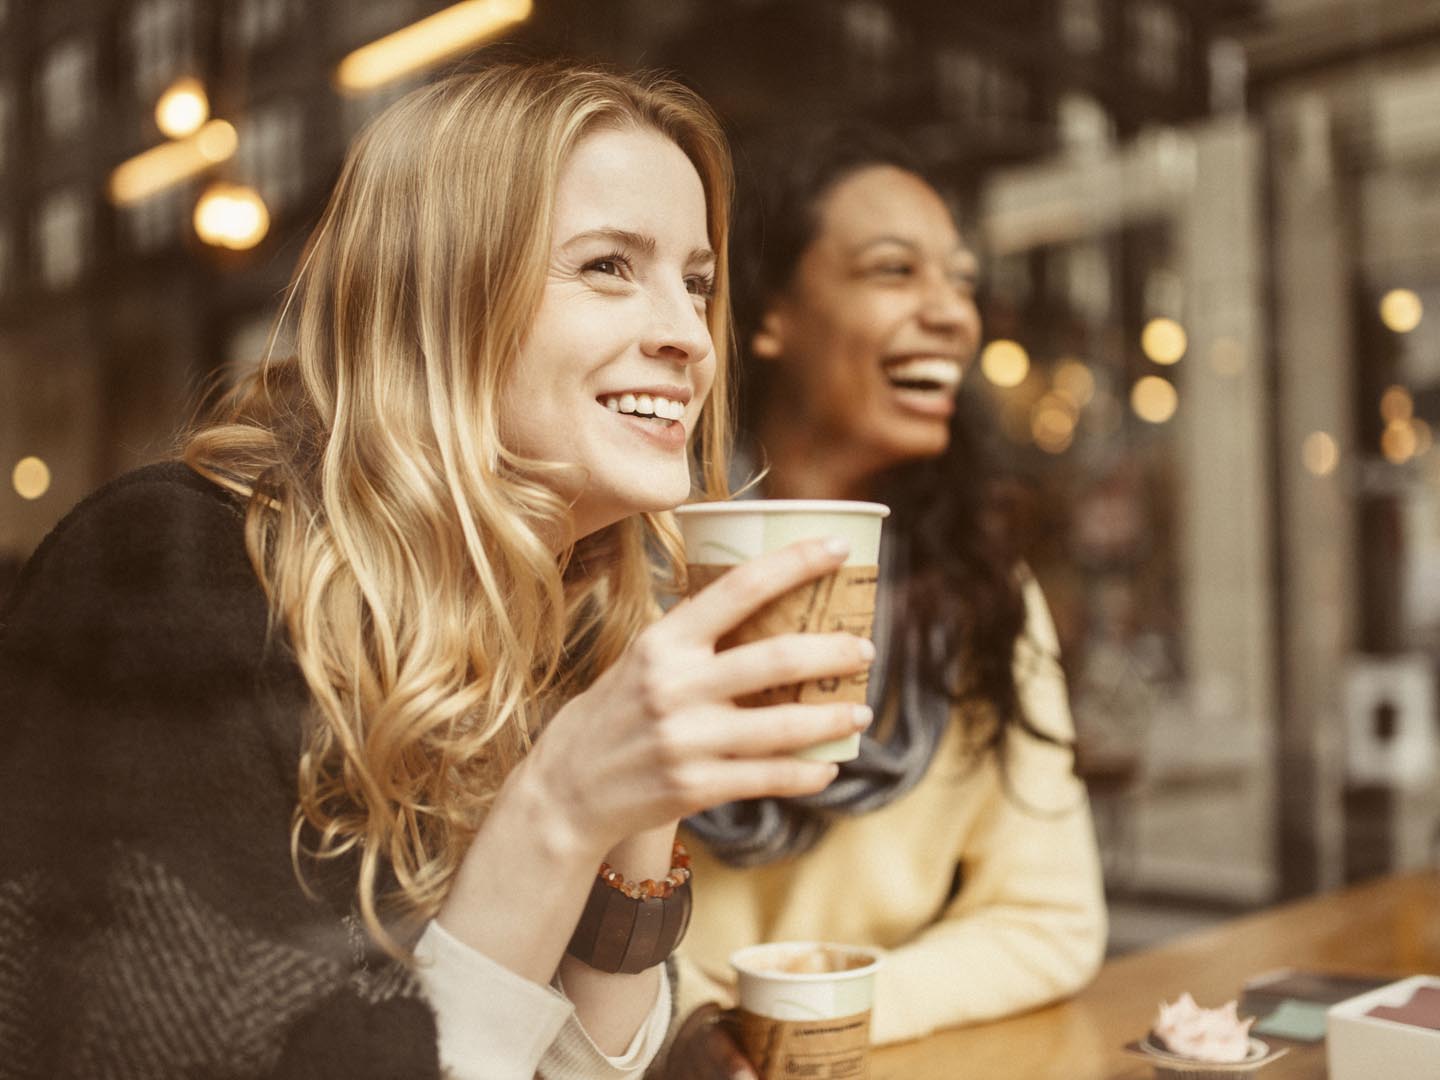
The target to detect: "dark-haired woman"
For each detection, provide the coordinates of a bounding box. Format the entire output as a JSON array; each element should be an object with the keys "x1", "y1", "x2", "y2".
[{"x1": 662, "y1": 130, "x2": 1106, "y2": 1075}]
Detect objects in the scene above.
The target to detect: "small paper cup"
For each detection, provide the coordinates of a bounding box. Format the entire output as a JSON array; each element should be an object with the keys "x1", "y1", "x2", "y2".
[
  {"x1": 673, "y1": 500, "x2": 889, "y2": 761},
  {"x1": 729, "y1": 942, "x2": 883, "y2": 1080}
]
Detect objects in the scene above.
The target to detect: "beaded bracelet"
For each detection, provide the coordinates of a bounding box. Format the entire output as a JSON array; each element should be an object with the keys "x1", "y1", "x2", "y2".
[
  {"x1": 598, "y1": 840, "x2": 692, "y2": 899},
  {"x1": 565, "y1": 840, "x2": 694, "y2": 974}
]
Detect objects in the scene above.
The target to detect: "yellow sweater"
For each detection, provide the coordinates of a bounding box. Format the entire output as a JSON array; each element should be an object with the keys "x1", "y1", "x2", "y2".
[{"x1": 674, "y1": 581, "x2": 1107, "y2": 1046}]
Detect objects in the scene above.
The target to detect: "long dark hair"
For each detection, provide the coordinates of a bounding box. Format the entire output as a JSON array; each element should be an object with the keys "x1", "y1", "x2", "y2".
[{"x1": 731, "y1": 124, "x2": 1055, "y2": 760}]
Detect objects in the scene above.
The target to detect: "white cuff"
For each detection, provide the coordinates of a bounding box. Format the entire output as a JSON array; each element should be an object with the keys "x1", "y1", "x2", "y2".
[
  {"x1": 540, "y1": 969, "x2": 672, "y2": 1077},
  {"x1": 412, "y1": 919, "x2": 574, "y2": 1080}
]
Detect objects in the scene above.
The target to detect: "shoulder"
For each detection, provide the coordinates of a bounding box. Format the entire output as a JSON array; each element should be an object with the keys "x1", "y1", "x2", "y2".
[{"x1": 1, "y1": 461, "x2": 266, "y2": 669}]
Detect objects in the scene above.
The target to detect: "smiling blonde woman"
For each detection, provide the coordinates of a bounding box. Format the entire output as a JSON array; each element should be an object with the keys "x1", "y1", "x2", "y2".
[{"x1": 0, "y1": 62, "x2": 877, "y2": 1080}]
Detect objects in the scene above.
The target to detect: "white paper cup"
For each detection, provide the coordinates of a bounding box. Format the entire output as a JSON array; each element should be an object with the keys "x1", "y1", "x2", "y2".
[
  {"x1": 729, "y1": 941, "x2": 883, "y2": 1080},
  {"x1": 673, "y1": 500, "x2": 889, "y2": 761}
]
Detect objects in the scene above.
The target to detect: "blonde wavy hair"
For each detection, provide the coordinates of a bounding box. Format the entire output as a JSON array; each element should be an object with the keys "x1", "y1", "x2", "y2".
[{"x1": 183, "y1": 61, "x2": 734, "y2": 946}]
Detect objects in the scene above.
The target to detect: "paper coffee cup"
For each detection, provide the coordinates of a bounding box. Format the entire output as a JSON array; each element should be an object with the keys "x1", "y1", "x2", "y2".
[
  {"x1": 729, "y1": 941, "x2": 882, "y2": 1080},
  {"x1": 673, "y1": 500, "x2": 889, "y2": 761}
]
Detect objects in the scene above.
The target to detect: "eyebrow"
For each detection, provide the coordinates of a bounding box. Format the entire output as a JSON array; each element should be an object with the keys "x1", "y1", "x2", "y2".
[
  {"x1": 851, "y1": 235, "x2": 976, "y2": 265},
  {"x1": 562, "y1": 227, "x2": 715, "y2": 267}
]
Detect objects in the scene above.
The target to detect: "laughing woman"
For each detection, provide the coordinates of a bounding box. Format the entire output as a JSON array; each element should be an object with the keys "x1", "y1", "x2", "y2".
[
  {"x1": 661, "y1": 128, "x2": 1107, "y2": 1078},
  {"x1": 0, "y1": 64, "x2": 876, "y2": 1080}
]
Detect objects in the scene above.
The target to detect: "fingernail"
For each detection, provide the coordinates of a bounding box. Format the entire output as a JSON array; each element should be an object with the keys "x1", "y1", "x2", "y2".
[
  {"x1": 823, "y1": 536, "x2": 850, "y2": 558},
  {"x1": 857, "y1": 637, "x2": 876, "y2": 661},
  {"x1": 852, "y1": 704, "x2": 874, "y2": 729}
]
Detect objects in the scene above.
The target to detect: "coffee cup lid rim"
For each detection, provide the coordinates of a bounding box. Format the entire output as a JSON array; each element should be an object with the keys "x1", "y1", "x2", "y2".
[
  {"x1": 729, "y1": 942, "x2": 884, "y2": 981},
  {"x1": 674, "y1": 500, "x2": 890, "y2": 518}
]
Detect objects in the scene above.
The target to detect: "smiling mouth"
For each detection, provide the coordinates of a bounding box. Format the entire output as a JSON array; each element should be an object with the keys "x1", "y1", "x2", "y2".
[
  {"x1": 601, "y1": 392, "x2": 686, "y2": 424},
  {"x1": 884, "y1": 358, "x2": 963, "y2": 393}
]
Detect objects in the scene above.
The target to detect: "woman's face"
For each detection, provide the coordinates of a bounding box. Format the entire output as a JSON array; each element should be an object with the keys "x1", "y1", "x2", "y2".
[
  {"x1": 756, "y1": 164, "x2": 980, "y2": 470},
  {"x1": 503, "y1": 125, "x2": 717, "y2": 539}
]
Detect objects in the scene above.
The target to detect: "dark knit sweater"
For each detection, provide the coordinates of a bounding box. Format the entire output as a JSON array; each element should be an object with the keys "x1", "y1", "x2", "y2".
[{"x1": 0, "y1": 462, "x2": 442, "y2": 1079}]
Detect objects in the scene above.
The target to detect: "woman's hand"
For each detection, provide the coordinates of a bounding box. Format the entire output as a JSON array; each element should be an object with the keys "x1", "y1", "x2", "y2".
[
  {"x1": 662, "y1": 1004, "x2": 756, "y2": 1080},
  {"x1": 523, "y1": 536, "x2": 875, "y2": 860}
]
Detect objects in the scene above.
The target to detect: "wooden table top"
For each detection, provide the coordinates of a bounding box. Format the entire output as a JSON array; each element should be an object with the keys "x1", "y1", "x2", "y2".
[{"x1": 872, "y1": 869, "x2": 1440, "y2": 1079}]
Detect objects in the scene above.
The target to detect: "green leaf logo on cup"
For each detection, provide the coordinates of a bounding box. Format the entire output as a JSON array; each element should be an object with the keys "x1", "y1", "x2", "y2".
[{"x1": 673, "y1": 500, "x2": 890, "y2": 762}]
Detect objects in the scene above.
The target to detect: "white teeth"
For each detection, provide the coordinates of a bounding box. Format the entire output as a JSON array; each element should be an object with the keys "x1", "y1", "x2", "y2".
[
  {"x1": 603, "y1": 393, "x2": 685, "y2": 421},
  {"x1": 885, "y1": 358, "x2": 962, "y2": 389}
]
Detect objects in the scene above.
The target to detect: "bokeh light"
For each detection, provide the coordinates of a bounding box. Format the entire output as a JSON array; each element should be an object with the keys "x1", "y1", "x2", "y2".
[
  {"x1": 980, "y1": 339, "x2": 1031, "y2": 388},
  {"x1": 1052, "y1": 359, "x2": 1095, "y2": 407},
  {"x1": 1301, "y1": 431, "x2": 1339, "y2": 477},
  {"x1": 12, "y1": 456, "x2": 51, "y2": 500},
  {"x1": 1381, "y1": 419, "x2": 1418, "y2": 464},
  {"x1": 1141, "y1": 317, "x2": 1187, "y2": 365},
  {"x1": 1131, "y1": 375, "x2": 1178, "y2": 423},
  {"x1": 1379, "y1": 288, "x2": 1423, "y2": 333},
  {"x1": 193, "y1": 183, "x2": 270, "y2": 250},
  {"x1": 155, "y1": 77, "x2": 209, "y2": 138},
  {"x1": 1031, "y1": 394, "x2": 1078, "y2": 454},
  {"x1": 1379, "y1": 385, "x2": 1414, "y2": 423}
]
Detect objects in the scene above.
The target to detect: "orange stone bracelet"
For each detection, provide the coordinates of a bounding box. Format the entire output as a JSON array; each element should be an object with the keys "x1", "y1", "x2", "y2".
[{"x1": 597, "y1": 839, "x2": 692, "y2": 900}]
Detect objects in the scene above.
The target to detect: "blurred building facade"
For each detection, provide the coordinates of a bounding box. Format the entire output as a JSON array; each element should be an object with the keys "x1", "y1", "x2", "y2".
[{"x1": 3, "y1": 0, "x2": 1437, "y2": 917}]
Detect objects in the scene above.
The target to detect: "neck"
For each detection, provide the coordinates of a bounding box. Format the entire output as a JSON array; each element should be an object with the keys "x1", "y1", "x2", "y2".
[{"x1": 755, "y1": 410, "x2": 878, "y2": 502}]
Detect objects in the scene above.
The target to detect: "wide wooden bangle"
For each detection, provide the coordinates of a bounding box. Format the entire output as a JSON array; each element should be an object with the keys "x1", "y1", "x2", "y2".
[{"x1": 565, "y1": 847, "x2": 694, "y2": 975}]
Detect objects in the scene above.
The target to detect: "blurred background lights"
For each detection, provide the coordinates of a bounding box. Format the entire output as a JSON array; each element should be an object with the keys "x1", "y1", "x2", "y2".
[
  {"x1": 12, "y1": 456, "x2": 51, "y2": 500},
  {"x1": 1301, "y1": 431, "x2": 1340, "y2": 477},
  {"x1": 337, "y1": 0, "x2": 534, "y2": 91},
  {"x1": 1379, "y1": 288, "x2": 1423, "y2": 333},
  {"x1": 1031, "y1": 394, "x2": 1078, "y2": 454},
  {"x1": 155, "y1": 77, "x2": 209, "y2": 139},
  {"x1": 1141, "y1": 316, "x2": 1188, "y2": 365},
  {"x1": 1413, "y1": 418, "x2": 1434, "y2": 457},
  {"x1": 1379, "y1": 385, "x2": 1414, "y2": 423},
  {"x1": 1382, "y1": 419, "x2": 1419, "y2": 464},
  {"x1": 108, "y1": 119, "x2": 238, "y2": 204},
  {"x1": 193, "y1": 183, "x2": 270, "y2": 250},
  {"x1": 980, "y1": 339, "x2": 1030, "y2": 387},
  {"x1": 1052, "y1": 359, "x2": 1095, "y2": 407},
  {"x1": 1131, "y1": 375, "x2": 1178, "y2": 423}
]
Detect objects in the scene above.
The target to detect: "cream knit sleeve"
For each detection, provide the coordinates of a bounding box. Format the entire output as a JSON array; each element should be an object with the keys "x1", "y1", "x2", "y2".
[{"x1": 868, "y1": 577, "x2": 1108, "y2": 1045}]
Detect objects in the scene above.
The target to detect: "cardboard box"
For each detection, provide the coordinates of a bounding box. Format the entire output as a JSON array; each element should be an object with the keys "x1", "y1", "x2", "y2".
[{"x1": 1327, "y1": 975, "x2": 1440, "y2": 1080}]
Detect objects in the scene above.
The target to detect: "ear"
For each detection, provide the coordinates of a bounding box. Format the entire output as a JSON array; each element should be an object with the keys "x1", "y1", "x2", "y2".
[{"x1": 750, "y1": 308, "x2": 787, "y2": 361}]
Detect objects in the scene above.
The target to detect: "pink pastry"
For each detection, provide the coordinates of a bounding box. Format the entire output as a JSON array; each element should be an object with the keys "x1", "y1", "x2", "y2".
[{"x1": 1152, "y1": 993, "x2": 1255, "y2": 1063}]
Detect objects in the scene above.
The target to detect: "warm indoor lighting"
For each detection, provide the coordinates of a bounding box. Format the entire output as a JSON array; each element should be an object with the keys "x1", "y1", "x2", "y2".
[
  {"x1": 1379, "y1": 385, "x2": 1414, "y2": 423},
  {"x1": 1301, "y1": 431, "x2": 1340, "y2": 477},
  {"x1": 193, "y1": 183, "x2": 270, "y2": 250},
  {"x1": 1413, "y1": 418, "x2": 1434, "y2": 457},
  {"x1": 12, "y1": 456, "x2": 51, "y2": 500},
  {"x1": 155, "y1": 77, "x2": 209, "y2": 138},
  {"x1": 1052, "y1": 359, "x2": 1095, "y2": 407},
  {"x1": 1379, "y1": 288, "x2": 1423, "y2": 333},
  {"x1": 336, "y1": 0, "x2": 534, "y2": 92},
  {"x1": 1131, "y1": 375, "x2": 1178, "y2": 424},
  {"x1": 1031, "y1": 395, "x2": 1077, "y2": 454},
  {"x1": 1381, "y1": 419, "x2": 1418, "y2": 464},
  {"x1": 1141, "y1": 317, "x2": 1187, "y2": 365},
  {"x1": 108, "y1": 119, "x2": 238, "y2": 204},
  {"x1": 980, "y1": 339, "x2": 1030, "y2": 388}
]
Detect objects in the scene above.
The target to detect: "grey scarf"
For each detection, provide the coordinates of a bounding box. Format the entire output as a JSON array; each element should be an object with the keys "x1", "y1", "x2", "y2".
[{"x1": 684, "y1": 528, "x2": 954, "y2": 866}]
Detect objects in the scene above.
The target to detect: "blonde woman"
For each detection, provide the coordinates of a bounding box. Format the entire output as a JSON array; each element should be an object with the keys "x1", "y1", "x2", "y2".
[{"x1": 0, "y1": 63, "x2": 874, "y2": 1080}]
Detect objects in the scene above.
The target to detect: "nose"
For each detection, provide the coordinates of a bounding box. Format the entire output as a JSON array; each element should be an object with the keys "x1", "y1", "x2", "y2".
[
  {"x1": 641, "y1": 282, "x2": 712, "y2": 366},
  {"x1": 918, "y1": 271, "x2": 980, "y2": 343}
]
